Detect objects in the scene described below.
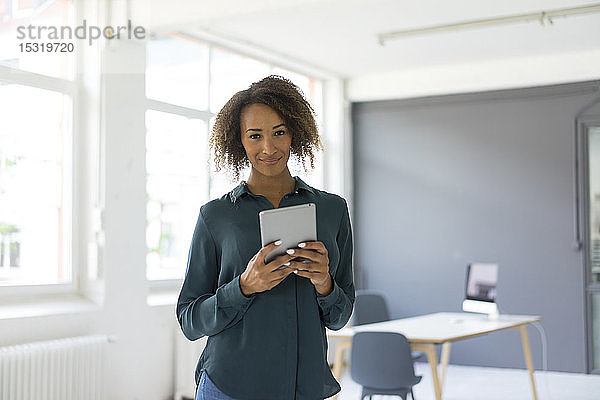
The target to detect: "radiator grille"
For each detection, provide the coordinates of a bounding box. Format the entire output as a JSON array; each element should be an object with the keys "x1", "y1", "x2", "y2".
[{"x1": 0, "y1": 335, "x2": 109, "y2": 400}]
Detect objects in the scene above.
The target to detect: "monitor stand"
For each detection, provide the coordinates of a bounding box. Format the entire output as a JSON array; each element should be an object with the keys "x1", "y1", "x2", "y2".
[{"x1": 462, "y1": 299, "x2": 499, "y2": 320}]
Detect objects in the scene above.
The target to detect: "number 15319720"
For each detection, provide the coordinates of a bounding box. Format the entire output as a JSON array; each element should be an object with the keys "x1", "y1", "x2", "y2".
[{"x1": 19, "y1": 42, "x2": 74, "y2": 52}]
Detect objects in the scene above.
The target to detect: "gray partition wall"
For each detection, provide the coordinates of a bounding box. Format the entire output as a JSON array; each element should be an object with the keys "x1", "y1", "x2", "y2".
[{"x1": 352, "y1": 81, "x2": 600, "y2": 373}]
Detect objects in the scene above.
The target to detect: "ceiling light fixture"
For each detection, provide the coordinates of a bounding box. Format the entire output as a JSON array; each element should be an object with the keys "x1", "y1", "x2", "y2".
[{"x1": 377, "y1": 3, "x2": 600, "y2": 45}]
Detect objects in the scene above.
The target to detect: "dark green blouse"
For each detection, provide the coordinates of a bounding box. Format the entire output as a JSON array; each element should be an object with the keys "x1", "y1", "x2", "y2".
[{"x1": 176, "y1": 176, "x2": 355, "y2": 400}]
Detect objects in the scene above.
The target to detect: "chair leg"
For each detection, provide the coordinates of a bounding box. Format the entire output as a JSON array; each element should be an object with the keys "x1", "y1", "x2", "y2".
[
  {"x1": 410, "y1": 388, "x2": 415, "y2": 400},
  {"x1": 360, "y1": 387, "x2": 369, "y2": 400}
]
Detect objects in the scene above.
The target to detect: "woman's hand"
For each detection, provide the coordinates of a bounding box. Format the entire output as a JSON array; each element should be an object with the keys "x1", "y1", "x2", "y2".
[
  {"x1": 285, "y1": 241, "x2": 333, "y2": 296},
  {"x1": 239, "y1": 240, "x2": 296, "y2": 297}
]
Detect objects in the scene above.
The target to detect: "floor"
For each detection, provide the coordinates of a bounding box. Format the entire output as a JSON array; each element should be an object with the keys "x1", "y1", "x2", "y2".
[{"x1": 333, "y1": 362, "x2": 600, "y2": 400}]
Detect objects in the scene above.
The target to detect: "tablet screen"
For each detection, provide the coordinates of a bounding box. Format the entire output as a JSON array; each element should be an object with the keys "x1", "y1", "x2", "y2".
[{"x1": 259, "y1": 203, "x2": 317, "y2": 264}]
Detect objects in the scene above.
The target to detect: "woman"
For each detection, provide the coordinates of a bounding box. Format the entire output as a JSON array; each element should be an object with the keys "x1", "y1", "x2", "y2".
[{"x1": 177, "y1": 75, "x2": 354, "y2": 400}]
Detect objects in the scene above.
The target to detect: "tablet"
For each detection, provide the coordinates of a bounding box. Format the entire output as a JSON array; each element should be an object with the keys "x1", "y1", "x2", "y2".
[{"x1": 259, "y1": 203, "x2": 317, "y2": 264}]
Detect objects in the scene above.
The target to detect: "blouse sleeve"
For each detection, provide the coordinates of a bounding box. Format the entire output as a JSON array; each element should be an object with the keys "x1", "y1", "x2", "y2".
[
  {"x1": 316, "y1": 199, "x2": 355, "y2": 330},
  {"x1": 176, "y1": 208, "x2": 254, "y2": 340}
]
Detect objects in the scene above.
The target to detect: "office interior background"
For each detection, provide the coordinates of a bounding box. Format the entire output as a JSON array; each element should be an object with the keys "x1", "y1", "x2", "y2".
[{"x1": 1, "y1": 0, "x2": 600, "y2": 399}]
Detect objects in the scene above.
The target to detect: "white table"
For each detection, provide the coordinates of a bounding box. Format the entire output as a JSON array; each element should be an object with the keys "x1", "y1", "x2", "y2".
[{"x1": 327, "y1": 312, "x2": 541, "y2": 400}]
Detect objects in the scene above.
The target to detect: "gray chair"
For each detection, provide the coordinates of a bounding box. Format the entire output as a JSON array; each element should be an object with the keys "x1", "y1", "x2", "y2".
[
  {"x1": 353, "y1": 291, "x2": 390, "y2": 325},
  {"x1": 351, "y1": 331, "x2": 422, "y2": 400},
  {"x1": 353, "y1": 291, "x2": 425, "y2": 361}
]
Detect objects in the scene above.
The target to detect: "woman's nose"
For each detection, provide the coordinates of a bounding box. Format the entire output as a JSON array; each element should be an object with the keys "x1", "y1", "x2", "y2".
[{"x1": 262, "y1": 137, "x2": 276, "y2": 154}]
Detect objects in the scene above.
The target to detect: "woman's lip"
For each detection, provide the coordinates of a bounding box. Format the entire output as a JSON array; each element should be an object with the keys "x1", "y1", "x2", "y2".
[{"x1": 261, "y1": 157, "x2": 282, "y2": 165}]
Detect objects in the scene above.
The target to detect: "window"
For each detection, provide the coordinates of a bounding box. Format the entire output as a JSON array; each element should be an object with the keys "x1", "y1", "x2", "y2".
[
  {"x1": 590, "y1": 127, "x2": 600, "y2": 285},
  {"x1": 0, "y1": 0, "x2": 74, "y2": 288},
  {"x1": 587, "y1": 125, "x2": 600, "y2": 373},
  {"x1": 209, "y1": 46, "x2": 270, "y2": 113},
  {"x1": 593, "y1": 294, "x2": 600, "y2": 371},
  {"x1": 146, "y1": 34, "x2": 208, "y2": 110},
  {"x1": 145, "y1": 33, "x2": 325, "y2": 282},
  {"x1": 0, "y1": 0, "x2": 74, "y2": 80},
  {"x1": 0, "y1": 84, "x2": 72, "y2": 286},
  {"x1": 145, "y1": 110, "x2": 207, "y2": 280}
]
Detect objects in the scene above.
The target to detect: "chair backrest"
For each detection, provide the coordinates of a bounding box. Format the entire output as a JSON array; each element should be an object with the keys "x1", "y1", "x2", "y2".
[
  {"x1": 350, "y1": 331, "x2": 418, "y2": 390},
  {"x1": 353, "y1": 291, "x2": 390, "y2": 326}
]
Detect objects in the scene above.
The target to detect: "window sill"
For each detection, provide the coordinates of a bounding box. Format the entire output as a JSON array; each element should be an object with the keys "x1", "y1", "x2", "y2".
[
  {"x1": 0, "y1": 294, "x2": 101, "y2": 320},
  {"x1": 147, "y1": 289, "x2": 179, "y2": 307},
  {"x1": 147, "y1": 279, "x2": 182, "y2": 307}
]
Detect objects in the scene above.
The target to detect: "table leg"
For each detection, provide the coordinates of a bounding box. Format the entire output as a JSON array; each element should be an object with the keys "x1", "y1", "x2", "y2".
[
  {"x1": 519, "y1": 325, "x2": 539, "y2": 400},
  {"x1": 412, "y1": 343, "x2": 442, "y2": 400},
  {"x1": 329, "y1": 338, "x2": 352, "y2": 399},
  {"x1": 439, "y1": 342, "x2": 451, "y2": 389}
]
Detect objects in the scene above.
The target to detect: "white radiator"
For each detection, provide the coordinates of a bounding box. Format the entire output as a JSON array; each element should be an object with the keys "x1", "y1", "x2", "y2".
[{"x1": 0, "y1": 335, "x2": 111, "y2": 400}]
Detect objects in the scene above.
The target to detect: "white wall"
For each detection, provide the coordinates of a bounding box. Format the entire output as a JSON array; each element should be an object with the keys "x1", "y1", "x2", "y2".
[
  {"x1": 0, "y1": 305, "x2": 177, "y2": 400},
  {"x1": 347, "y1": 48, "x2": 600, "y2": 101}
]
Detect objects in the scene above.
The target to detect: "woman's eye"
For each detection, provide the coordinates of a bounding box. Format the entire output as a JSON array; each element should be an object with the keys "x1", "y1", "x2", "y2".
[
  {"x1": 274, "y1": 130, "x2": 286, "y2": 136},
  {"x1": 249, "y1": 134, "x2": 261, "y2": 140}
]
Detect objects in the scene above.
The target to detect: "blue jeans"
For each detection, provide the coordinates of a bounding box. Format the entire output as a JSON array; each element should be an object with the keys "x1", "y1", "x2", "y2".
[{"x1": 195, "y1": 371, "x2": 238, "y2": 400}]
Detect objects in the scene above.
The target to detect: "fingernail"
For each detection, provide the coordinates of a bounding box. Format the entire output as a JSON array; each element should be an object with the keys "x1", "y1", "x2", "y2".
[
  {"x1": 274, "y1": 240, "x2": 282, "y2": 246},
  {"x1": 286, "y1": 249, "x2": 295, "y2": 255},
  {"x1": 298, "y1": 242, "x2": 306, "y2": 248},
  {"x1": 284, "y1": 262, "x2": 291, "y2": 266}
]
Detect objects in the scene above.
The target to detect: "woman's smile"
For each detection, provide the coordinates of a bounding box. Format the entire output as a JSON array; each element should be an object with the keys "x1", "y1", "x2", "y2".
[{"x1": 260, "y1": 156, "x2": 282, "y2": 165}]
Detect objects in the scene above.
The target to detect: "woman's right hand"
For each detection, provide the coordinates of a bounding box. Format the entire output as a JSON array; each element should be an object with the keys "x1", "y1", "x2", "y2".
[{"x1": 239, "y1": 240, "x2": 296, "y2": 297}]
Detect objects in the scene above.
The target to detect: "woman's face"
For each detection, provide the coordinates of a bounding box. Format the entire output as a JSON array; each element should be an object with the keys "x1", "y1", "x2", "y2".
[{"x1": 240, "y1": 103, "x2": 292, "y2": 179}]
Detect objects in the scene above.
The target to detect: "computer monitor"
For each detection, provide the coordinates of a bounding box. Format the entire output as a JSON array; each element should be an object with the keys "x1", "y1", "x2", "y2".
[{"x1": 462, "y1": 263, "x2": 499, "y2": 319}]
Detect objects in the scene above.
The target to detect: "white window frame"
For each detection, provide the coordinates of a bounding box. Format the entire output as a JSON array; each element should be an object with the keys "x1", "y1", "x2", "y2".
[
  {"x1": 0, "y1": 67, "x2": 78, "y2": 299},
  {"x1": 0, "y1": 0, "x2": 94, "y2": 301}
]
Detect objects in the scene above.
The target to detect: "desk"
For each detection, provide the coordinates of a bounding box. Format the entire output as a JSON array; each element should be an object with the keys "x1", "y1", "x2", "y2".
[{"x1": 327, "y1": 312, "x2": 541, "y2": 400}]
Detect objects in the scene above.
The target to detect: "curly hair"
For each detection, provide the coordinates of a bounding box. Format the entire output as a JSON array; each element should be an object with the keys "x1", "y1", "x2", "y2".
[{"x1": 210, "y1": 75, "x2": 322, "y2": 180}]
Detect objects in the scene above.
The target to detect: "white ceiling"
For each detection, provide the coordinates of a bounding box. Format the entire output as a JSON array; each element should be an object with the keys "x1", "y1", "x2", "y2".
[
  {"x1": 130, "y1": 0, "x2": 600, "y2": 99},
  {"x1": 150, "y1": 0, "x2": 600, "y2": 78}
]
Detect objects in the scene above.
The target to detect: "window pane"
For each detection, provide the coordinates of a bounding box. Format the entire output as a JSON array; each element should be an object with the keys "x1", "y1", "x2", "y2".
[
  {"x1": 146, "y1": 34, "x2": 209, "y2": 110},
  {"x1": 146, "y1": 110, "x2": 208, "y2": 280},
  {"x1": 589, "y1": 127, "x2": 600, "y2": 284},
  {"x1": 0, "y1": 0, "x2": 74, "y2": 79},
  {"x1": 209, "y1": 46, "x2": 270, "y2": 113},
  {"x1": 289, "y1": 148, "x2": 324, "y2": 190},
  {"x1": 209, "y1": 171, "x2": 238, "y2": 200},
  {"x1": 0, "y1": 82, "x2": 72, "y2": 285},
  {"x1": 593, "y1": 294, "x2": 600, "y2": 370},
  {"x1": 272, "y1": 66, "x2": 323, "y2": 121}
]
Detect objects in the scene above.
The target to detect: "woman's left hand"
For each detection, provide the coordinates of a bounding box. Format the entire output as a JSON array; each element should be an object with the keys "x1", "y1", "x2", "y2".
[{"x1": 285, "y1": 241, "x2": 333, "y2": 296}]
